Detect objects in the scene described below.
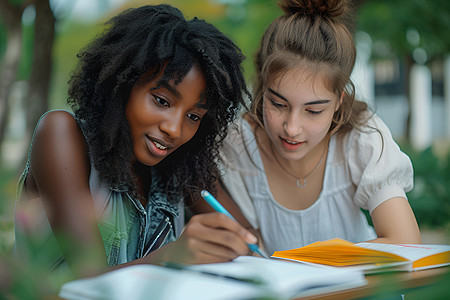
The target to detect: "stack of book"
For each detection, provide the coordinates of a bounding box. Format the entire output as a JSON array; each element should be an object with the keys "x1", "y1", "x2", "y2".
[{"x1": 272, "y1": 238, "x2": 450, "y2": 273}]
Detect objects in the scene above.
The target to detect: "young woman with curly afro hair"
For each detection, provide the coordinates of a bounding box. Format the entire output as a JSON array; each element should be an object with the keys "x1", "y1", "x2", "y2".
[{"x1": 14, "y1": 4, "x2": 256, "y2": 288}]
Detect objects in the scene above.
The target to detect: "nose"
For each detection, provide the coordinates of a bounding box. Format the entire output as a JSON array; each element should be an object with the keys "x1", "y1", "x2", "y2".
[
  {"x1": 160, "y1": 112, "x2": 183, "y2": 139},
  {"x1": 283, "y1": 112, "x2": 302, "y2": 138}
]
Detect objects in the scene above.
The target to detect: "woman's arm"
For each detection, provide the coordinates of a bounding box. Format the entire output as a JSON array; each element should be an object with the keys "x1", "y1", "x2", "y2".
[
  {"x1": 368, "y1": 196, "x2": 422, "y2": 244},
  {"x1": 30, "y1": 111, "x2": 108, "y2": 277}
]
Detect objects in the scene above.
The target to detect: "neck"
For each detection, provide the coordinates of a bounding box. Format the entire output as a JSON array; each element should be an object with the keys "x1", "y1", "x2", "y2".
[
  {"x1": 271, "y1": 137, "x2": 329, "y2": 183},
  {"x1": 132, "y1": 161, "x2": 152, "y2": 204}
]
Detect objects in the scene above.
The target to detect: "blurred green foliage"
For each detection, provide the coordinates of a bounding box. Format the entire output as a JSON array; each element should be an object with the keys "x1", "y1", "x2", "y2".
[
  {"x1": 50, "y1": 21, "x2": 101, "y2": 108},
  {"x1": 405, "y1": 146, "x2": 450, "y2": 229},
  {"x1": 406, "y1": 268, "x2": 450, "y2": 299},
  {"x1": 0, "y1": 22, "x2": 5, "y2": 58},
  {"x1": 0, "y1": 167, "x2": 16, "y2": 255},
  {"x1": 357, "y1": 0, "x2": 450, "y2": 61},
  {"x1": 210, "y1": 0, "x2": 282, "y2": 83},
  {"x1": 18, "y1": 25, "x2": 34, "y2": 80}
]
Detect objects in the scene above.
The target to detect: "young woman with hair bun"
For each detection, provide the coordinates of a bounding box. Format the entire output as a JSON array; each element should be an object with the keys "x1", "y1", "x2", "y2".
[{"x1": 213, "y1": 0, "x2": 421, "y2": 255}]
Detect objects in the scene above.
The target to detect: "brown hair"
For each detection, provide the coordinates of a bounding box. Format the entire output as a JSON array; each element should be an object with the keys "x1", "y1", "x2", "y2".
[{"x1": 250, "y1": 0, "x2": 369, "y2": 135}]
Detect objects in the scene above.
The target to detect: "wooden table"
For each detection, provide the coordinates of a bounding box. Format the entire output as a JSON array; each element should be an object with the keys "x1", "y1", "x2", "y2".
[{"x1": 295, "y1": 267, "x2": 449, "y2": 299}]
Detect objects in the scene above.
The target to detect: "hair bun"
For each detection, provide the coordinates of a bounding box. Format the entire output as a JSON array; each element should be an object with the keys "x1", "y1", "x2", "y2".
[{"x1": 278, "y1": 0, "x2": 345, "y2": 19}]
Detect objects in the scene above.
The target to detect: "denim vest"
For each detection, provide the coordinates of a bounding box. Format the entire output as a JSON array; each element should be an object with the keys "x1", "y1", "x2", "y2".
[
  {"x1": 14, "y1": 110, "x2": 184, "y2": 285},
  {"x1": 90, "y1": 167, "x2": 183, "y2": 266}
]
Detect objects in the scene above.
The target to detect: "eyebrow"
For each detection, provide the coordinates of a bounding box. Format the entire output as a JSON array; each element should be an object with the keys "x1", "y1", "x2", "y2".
[
  {"x1": 159, "y1": 81, "x2": 180, "y2": 98},
  {"x1": 267, "y1": 87, "x2": 332, "y2": 106},
  {"x1": 268, "y1": 88, "x2": 288, "y2": 102},
  {"x1": 158, "y1": 82, "x2": 207, "y2": 110},
  {"x1": 196, "y1": 102, "x2": 208, "y2": 110}
]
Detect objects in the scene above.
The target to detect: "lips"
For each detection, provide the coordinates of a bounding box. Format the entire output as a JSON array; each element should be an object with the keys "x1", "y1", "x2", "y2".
[
  {"x1": 280, "y1": 137, "x2": 304, "y2": 151},
  {"x1": 152, "y1": 140, "x2": 167, "y2": 150},
  {"x1": 145, "y1": 135, "x2": 170, "y2": 157}
]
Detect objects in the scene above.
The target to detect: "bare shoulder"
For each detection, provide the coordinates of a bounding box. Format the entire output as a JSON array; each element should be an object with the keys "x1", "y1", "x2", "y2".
[
  {"x1": 35, "y1": 110, "x2": 79, "y2": 137},
  {"x1": 31, "y1": 110, "x2": 90, "y2": 188},
  {"x1": 33, "y1": 110, "x2": 86, "y2": 152}
]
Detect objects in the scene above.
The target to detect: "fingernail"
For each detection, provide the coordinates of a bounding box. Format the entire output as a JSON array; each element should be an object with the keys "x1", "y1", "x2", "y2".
[{"x1": 247, "y1": 233, "x2": 257, "y2": 244}]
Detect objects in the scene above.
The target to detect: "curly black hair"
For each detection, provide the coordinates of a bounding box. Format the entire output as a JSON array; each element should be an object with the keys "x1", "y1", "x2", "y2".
[{"x1": 67, "y1": 4, "x2": 250, "y2": 202}]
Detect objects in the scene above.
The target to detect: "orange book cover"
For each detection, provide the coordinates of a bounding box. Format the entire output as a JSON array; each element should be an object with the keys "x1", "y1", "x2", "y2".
[{"x1": 272, "y1": 238, "x2": 450, "y2": 272}]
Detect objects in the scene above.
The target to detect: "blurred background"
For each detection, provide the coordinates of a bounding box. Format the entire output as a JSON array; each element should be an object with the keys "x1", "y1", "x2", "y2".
[{"x1": 1, "y1": 0, "x2": 449, "y2": 256}]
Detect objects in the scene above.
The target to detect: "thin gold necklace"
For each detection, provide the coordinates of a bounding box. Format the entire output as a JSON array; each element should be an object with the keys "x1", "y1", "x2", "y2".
[{"x1": 270, "y1": 143, "x2": 327, "y2": 188}]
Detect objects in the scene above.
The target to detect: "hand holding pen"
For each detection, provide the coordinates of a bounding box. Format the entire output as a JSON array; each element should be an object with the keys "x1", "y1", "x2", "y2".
[
  {"x1": 201, "y1": 190, "x2": 269, "y2": 258},
  {"x1": 150, "y1": 191, "x2": 263, "y2": 265}
]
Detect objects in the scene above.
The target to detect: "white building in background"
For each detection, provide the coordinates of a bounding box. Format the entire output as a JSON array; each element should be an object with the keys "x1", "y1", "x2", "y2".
[
  {"x1": 352, "y1": 32, "x2": 375, "y2": 107},
  {"x1": 445, "y1": 56, "x2": 450, "y2": 140},
  {"x1": 352, "y1": 32, "x2": 448, "y2": 151},
  {"x1": 410, "y1": 64, "x2": 433, "y2": 150}
]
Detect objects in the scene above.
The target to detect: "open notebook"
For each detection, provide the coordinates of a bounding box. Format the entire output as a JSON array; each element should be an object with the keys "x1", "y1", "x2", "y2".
[
  {"x1": 60, "y1": 256, "x2": 366, "y2": 300},
  {"x1": 272, "y1": 238, "x2": 450, "y2": 273}
]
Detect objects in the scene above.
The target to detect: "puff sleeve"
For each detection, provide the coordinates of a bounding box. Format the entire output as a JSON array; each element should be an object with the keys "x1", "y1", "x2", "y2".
[{"x1": 347, "y1": 115, "x2": 414, "y2": 214}]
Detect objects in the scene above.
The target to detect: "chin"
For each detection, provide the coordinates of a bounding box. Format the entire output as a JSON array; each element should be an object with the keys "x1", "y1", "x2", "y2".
[{"x1": 135, "y1": 156, "x2": 160, "y2": 167}]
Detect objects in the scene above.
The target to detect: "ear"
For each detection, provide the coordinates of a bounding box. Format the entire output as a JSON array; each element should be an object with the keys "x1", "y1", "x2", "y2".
[{"x1": 335, "y1": 91, "x2": 344, "y2": 112}]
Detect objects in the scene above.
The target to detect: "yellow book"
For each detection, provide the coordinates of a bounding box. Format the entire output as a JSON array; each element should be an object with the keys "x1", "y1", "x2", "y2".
[{"x1": 272, "y1": 238, "x2": 450, "y2": 272}]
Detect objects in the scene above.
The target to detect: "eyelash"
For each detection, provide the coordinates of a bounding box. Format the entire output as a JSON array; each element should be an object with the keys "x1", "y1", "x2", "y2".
[
  {"x1": 307, "y1": 110, "x2": 323, "y2": 115},
  {"x1": 269, "y1": 98, "x2": 286, "y2": 108},
  {"x1": 269, "y1": 98, "x2": 323, "y2": 115},
  {"x1": 154, "y1": 95, "x2": 169, "y2": 107},
  {"x1": 187, "y1": 113, "x2": 201, "y2": 122},
  {"x1": 154, "y1": 95, "x2": 202, "y2": 122}
]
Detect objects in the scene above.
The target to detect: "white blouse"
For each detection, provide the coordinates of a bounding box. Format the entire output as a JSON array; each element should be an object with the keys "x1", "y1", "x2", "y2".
[{"x1": 219, "y1": 115, "x2": 413, "y2": 255}]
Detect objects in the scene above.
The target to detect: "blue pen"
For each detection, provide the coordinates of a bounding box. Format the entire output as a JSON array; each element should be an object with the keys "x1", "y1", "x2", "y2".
[{"x1": 201, "y1": 190, "x2": 269, "y2": 258}]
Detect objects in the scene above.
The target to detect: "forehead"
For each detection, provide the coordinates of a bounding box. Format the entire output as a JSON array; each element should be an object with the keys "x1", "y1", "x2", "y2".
[
  {"x1": 169, "y1": 63, "x2": 206, "y2": 101},
  {"x1": 271, "y1": 67, "x2": 334, "y2": 95},
  {"x1": 141, "y1": 63, "x2": 207, "y2": 96},
  {"x1": 265, "y1": 55, "x2": 338, "y2": 92}
]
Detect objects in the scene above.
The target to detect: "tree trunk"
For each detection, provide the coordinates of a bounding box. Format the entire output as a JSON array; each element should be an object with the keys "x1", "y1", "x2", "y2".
[
  {"x1": 0, "y1": 0, "x2": 26, "y2": 158},
  {"x1": 25, "y1": 0, "x2": 55, "y2": 141},
  {"x1": 404, "y1": 55, "x2": 414, "y2": 142}
]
